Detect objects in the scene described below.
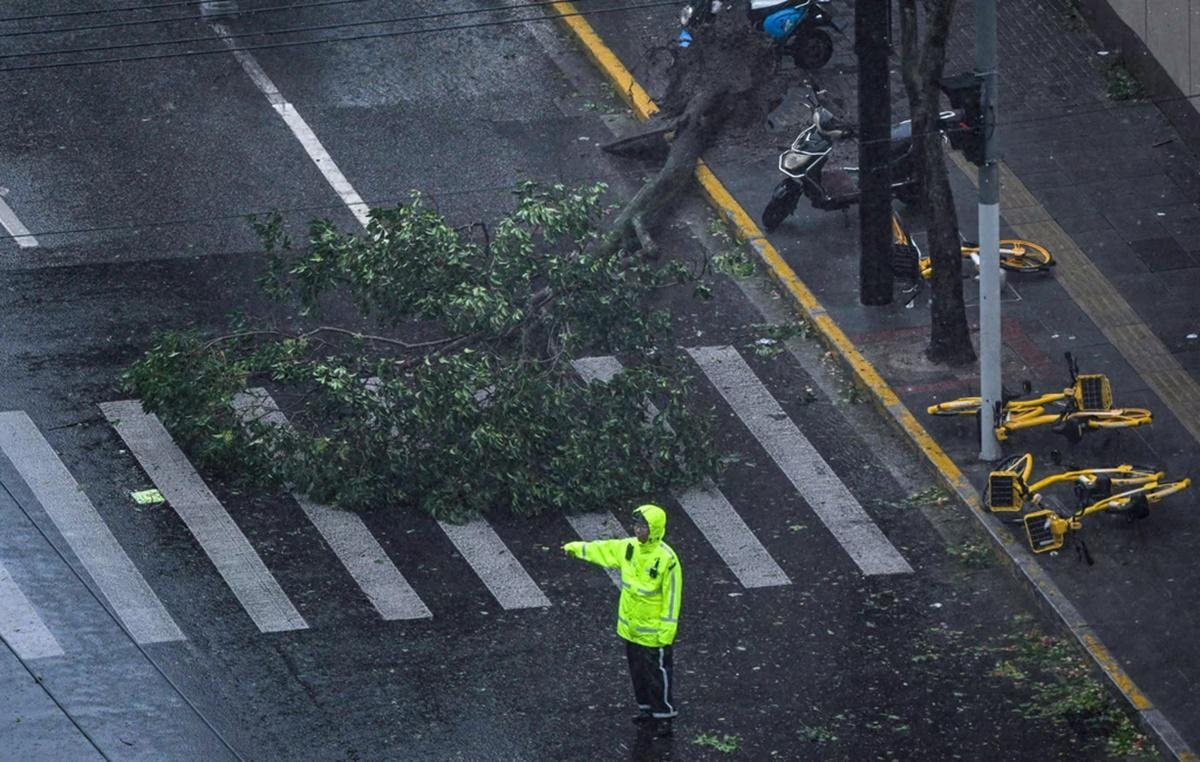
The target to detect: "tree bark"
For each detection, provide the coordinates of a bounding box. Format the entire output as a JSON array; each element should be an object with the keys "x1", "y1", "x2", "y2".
[
  {"x1": 856, "y1": 0, "x2": 893, "y2": 305},
  {"x1": 898, "y1": 0, "x2": 975, "y2": 365},
  {"x1": 599, "y1": 17, "x2": 783, "y2": 256}
]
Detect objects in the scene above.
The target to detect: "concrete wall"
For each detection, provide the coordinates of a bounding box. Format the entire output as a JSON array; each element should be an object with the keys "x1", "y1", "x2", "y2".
[
  {"x1": 1095, "y1": 1, "x2": 1190, "y2": 96},
  {"x1": 1083, "y1": 0, "x2": 1200, "y2": 145}
]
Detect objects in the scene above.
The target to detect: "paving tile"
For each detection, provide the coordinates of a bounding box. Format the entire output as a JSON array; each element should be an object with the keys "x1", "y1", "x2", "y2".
[
  {"x1": 1129, "y1": 238, "x2": 1198, "y2": 272},
  {"x1": 1152, "y1": 267, "x2": 1200, "y2": 303},
  {"x1": 1101, "y1": 207, "x2": 1171, "y2": 241},
  {"x1": 1054, "y1": 213, "x2": 1114, "y2": 235},
  {"x1": 1038, "y1": 186, "x2": 1106, "y2": 219},
  {"x1": 1069, "y1": 230, "x2": 1152, "y2": 277}
]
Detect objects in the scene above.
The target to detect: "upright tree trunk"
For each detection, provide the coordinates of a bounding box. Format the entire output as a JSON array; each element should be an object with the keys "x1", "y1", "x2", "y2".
[
  {"x1": 856, "y1": 0, "x2": 893, "y2": 305},
  {"x1": 899, "y1": 0, "x2": 975, "y2": 365}
]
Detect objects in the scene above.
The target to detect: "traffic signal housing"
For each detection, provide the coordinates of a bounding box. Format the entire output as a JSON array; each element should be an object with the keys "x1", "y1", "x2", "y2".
[{"x1": 940, "y1": 72, "x2": 985, "y2": 166}]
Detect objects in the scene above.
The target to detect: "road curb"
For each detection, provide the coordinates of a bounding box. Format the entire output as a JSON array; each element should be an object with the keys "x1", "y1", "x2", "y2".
[{"x1": 549, "y1": 5, "x2": 1196, "y2": 759}]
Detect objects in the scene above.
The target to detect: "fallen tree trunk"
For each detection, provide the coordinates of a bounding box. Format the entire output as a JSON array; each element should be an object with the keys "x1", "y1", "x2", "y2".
[{"x1": 600, "y1": 15, "x2": 785, "y2": 255}]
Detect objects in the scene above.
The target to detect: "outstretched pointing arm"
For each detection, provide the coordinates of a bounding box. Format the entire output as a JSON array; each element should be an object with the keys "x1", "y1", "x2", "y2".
[{"x1": 563, "y1": 538, "x2": 628, "y2": 569}]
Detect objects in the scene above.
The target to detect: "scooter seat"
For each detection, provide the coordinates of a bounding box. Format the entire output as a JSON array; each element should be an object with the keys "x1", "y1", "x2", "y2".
[{"x1": 822, "y1": 169, "x2": 858, "y2": 198}]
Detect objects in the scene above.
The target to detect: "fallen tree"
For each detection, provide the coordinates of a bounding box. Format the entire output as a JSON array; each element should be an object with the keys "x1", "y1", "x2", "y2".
[
  {"x1": 124, "y1": 184, "x2": 719, "y2": 521},
  {"x1": 601, "y1": 15, "x2": 785, "y2": 254}
]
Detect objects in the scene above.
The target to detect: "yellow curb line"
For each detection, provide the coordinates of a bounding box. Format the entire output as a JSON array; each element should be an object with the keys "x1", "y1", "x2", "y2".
[{"x1": 550, "y1": 5, "x2": 1194, "y2": 758}]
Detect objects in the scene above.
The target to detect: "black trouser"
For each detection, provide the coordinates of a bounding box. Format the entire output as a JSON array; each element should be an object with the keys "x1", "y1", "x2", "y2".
[{"x1": 625, "y1": 640, "x2": 676, "y2": 719}]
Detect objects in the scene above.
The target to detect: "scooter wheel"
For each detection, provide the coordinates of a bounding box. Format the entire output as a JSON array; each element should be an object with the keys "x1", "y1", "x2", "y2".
[
  {"x1": 763, "y1": 181, "x2": 802, "y2": 231},
  {"x1": 762, "y1": 197, "x2": 793, "y2": 232},
  {"x1": 791, "y1": 28, "x2": 834, "y2": 70}
]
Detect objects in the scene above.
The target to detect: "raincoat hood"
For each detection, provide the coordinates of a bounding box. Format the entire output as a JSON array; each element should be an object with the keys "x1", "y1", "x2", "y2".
[{"x1": 634, "y1": 504, "x2": 667, "y2": 546}]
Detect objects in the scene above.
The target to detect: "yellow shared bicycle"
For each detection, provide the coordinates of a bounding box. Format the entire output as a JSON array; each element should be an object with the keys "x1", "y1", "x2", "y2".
[
  {"x1": 926, "y1": 353, "x2": 1153, "y2": 443},
  {"x1": 891, "y1": 211, "x2": 1054, "y2": 282},
  {"x1": 985, "y1": 452, "x2": 1164, "y2": 514},
  {"x1": 985, "y1": 452, "x2": 1190, "y2": 556}
]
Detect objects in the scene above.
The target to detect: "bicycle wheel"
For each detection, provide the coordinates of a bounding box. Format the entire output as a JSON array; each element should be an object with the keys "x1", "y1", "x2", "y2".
[
  {"x1": 998, "y1": 239, "x2": 1054, "y2": 272},
  {"x1": 927, "y1": 397, "x2": 981, "y2": 416},
  {"x1": 1083, "y1": 408, "x2": 1154, "y2": 430}
]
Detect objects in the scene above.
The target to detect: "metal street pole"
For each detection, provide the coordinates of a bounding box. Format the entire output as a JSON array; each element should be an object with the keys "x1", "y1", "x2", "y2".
[{"x1": 977, "y1": 0, "x2": 1002, "y2": 461}]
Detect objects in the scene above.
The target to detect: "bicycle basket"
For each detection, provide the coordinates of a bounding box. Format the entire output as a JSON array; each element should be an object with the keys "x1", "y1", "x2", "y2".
[
  {"x1": 986, "y1": 470, "x2": 1023, "y2": 513},
  {"x1": 1074, "y1": 374, "x2": 1112, "y2": 411},
  {"x1": 1023, "y1": 510, "x2": 1064, "y2": 554}
]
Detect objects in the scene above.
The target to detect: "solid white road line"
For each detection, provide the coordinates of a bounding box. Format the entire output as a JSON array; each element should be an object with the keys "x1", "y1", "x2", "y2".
[
  {"x1": 572, "y1": 356, "x2": 791, "y2": 588},
  {"x1": 0, "y1": 558, "x2": 63, "y2": 660},
  {"x1": 564, "y1": 512, "x2": 625, "y2": 588},
  {"x1": 436, "y1": 519, "x2": 551, "y2": 610},
  {"x1": 0, "y1": 195, "x2": 38, "y2": 248},
  {"x1": 0, "y1": 412, "x2": 185, "y2": 643},
  {"x1": 100, "y1": 401, "x2": 308, "y2": 633},
  {"x1": 211, "y1": 22, "x2": 372, "y2": 228},
  {"x1": 233, "y1": 390, "x2": 432, "y2": 621},
  {"x1": 687, "y1": 346, "x2": 913, "y2": 576}
]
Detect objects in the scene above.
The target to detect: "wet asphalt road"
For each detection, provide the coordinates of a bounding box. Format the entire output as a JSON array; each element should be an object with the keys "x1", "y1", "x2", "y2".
[{"x1": 0, "y1": 2, "x2": 1131, "y2": 760}]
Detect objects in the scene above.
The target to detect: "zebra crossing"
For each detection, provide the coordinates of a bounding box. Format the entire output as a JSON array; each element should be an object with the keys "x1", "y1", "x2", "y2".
[
  {"x1": 233, "y1": 388, "x2": 433, "y2": 622},
  {"x1": 0, "y1": 346, "x2": 911, "y2": 660}
]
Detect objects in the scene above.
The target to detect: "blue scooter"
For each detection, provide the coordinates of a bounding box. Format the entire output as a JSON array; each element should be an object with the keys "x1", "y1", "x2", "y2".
[{"x1": 679, "y1": 0, "x2": 842, "y2": 71}]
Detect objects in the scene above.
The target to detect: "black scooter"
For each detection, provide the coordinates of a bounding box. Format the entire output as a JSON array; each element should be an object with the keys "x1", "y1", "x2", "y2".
[{"x1": 760, "y1": 103, "x2": 962, "y2": 232}]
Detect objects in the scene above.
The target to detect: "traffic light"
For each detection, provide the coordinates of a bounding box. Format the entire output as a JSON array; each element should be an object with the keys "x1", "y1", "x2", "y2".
[{"x1": 940, "y1": 72, "x2": 985, "y2": 166}]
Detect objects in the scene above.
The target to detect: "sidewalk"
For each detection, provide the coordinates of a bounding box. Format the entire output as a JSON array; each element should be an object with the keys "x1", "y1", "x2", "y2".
[{"x1": 564, "y1": 0, "x2": 1200, "y2": 755}]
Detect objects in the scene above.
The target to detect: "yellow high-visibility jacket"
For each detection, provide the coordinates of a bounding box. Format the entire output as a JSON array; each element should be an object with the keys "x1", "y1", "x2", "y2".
[{"x1": 564, "y1": 504, "x2": 682, "y2": 647}]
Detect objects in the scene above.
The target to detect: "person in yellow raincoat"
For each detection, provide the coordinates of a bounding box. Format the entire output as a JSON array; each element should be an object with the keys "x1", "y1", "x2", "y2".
[{"x1": 563, "y1": 504, "x2": 682, "y2": 728}]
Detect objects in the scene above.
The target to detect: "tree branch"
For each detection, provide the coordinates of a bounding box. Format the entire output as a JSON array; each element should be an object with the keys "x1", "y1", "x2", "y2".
[{"x1": 200, "y1": 327, "x2": 460, "y2": 354}]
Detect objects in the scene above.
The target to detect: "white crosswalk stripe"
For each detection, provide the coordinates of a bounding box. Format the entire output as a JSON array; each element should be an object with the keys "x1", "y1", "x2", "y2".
[
  {"x1": 232, "y1": 389, "x2": 432, "y2": 621},
  {"x1": 101, "y1": 400, "x2": 309, "y2": 633},
  {"x1": 564, "y1": 512, "x2": 626, "y2": 588},
  {"x1": 572, "y1": 356, "x2": 791, "y2": 588},
  {"x1": 0, "y1": 411, "x2": 185, "y2": 644},
  {"x1": 0, "y1": 558, "x2": 63, "y2": 660},
  {"x1": 361, "y1": 375, "x2": 551, "y2": 610},
  {"x1": 687, "y1": 346, "x2": 913, "y2": 576},
  {"x1": 437, "y1": 519, "x2": 551, "y2": 610}
]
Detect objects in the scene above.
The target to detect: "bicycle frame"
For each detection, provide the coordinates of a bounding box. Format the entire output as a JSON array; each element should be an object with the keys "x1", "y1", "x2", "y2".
[
  {"x1": 925, "y1": 353, "x2": 1152, "y2": 442},
  {"x1": 986, "y1": 452, "x2": 1163, "y2": 513},
  {"x1": 1023, "y1": 478, "x2": 1192, "y2": 554},
  {"x1": 891, "y1": 211, "x2": 1053, "y2": 282}
]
